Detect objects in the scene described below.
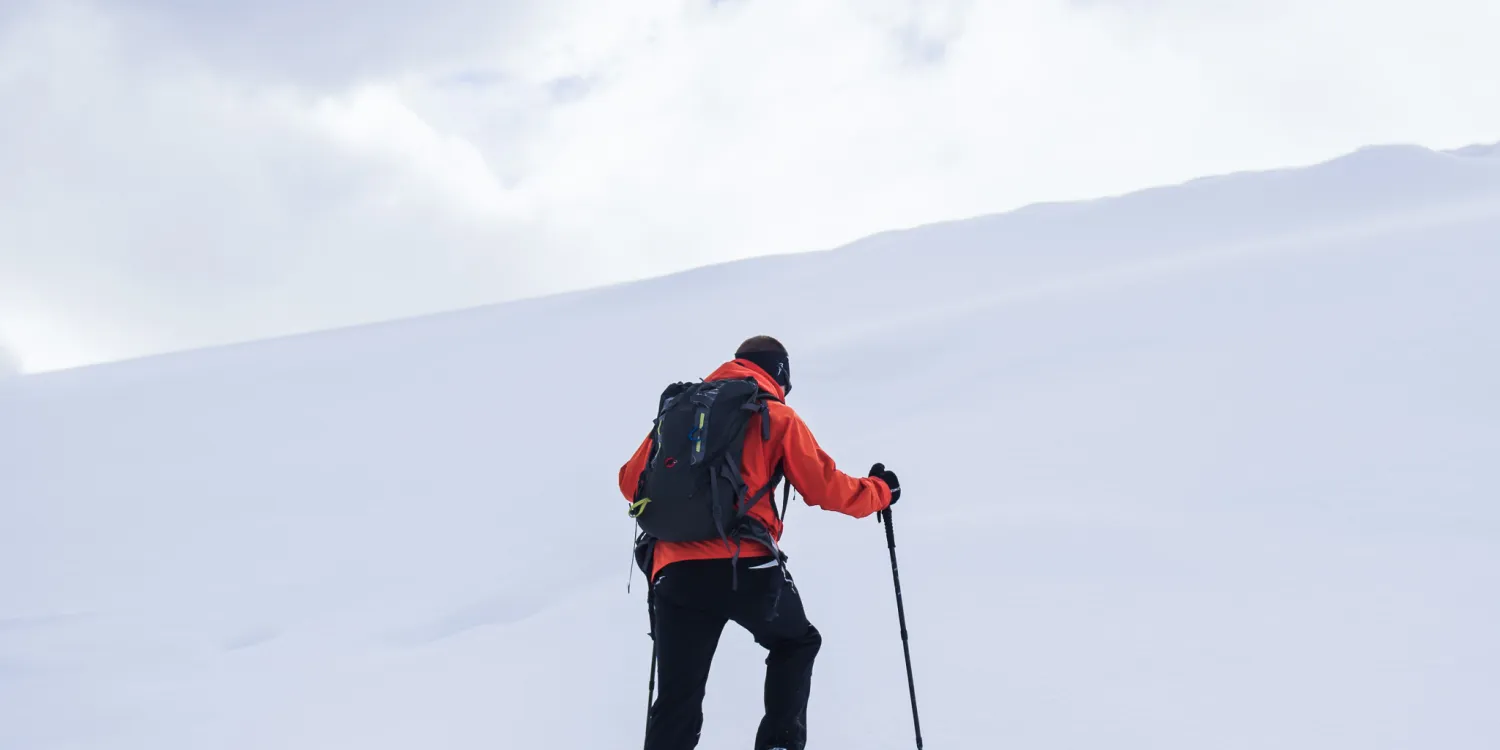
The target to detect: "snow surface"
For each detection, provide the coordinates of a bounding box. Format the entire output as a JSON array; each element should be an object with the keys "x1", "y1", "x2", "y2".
[{"x1": 2, "y1": 143, "x2": 1499, "y2": 749}]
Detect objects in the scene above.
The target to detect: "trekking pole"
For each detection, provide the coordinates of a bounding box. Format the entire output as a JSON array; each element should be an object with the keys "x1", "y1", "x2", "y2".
[
  {"x1": 881, "y1": 507, "x2": 924, "y2": 749},
  {"x1": 644, "y1": 584, "x2": 658, "y2": 748},
  {"x1": 645, "y1": 641, "x2": 657, "y2": 732}
]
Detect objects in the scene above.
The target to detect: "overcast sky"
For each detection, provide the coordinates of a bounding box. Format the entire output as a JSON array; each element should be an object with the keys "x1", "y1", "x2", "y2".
[{"x1": 2, "y1": 0, "x2": 1496, "y2": 373}]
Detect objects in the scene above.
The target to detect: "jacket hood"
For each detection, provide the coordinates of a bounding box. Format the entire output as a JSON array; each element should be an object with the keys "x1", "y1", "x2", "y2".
[{"x1": 706, "y1": 359, "x2": 787, "y2": 401}]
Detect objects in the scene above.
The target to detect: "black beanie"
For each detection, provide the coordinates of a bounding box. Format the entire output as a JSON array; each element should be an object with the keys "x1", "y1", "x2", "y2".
[{"x1": 735, "y1": 335, "x2": 791, "y2": 395}]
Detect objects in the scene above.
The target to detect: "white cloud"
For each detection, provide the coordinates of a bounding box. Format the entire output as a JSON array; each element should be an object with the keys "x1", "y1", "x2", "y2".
[
  {"x1": 303, "y1": 84, "x2": 532, "y2": 224},
  {"x1": 2, "y1": 0, "x2": 1498, "y2": 372}
]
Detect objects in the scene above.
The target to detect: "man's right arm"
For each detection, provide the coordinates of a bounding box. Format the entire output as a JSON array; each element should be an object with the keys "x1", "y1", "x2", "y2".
[{"x1": 773, "y1": 404, "x2": 892, "y2": 519}]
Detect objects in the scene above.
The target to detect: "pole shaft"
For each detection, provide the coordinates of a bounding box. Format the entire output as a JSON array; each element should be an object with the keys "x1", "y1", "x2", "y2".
[
  {"x1": 647, "y1": 641, "x2": 657, "y2": 719},
  {"x1": 644, "y1": 583, "x2": 658, "y2": 749},
  {"x1": 882, "y1": 508, "x2": 924, "y2": 749}
]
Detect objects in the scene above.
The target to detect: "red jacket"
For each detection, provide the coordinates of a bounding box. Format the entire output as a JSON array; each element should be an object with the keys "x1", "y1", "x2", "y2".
[{"x1": 619, "y1": 359, "x2": 892, "y2": 578}]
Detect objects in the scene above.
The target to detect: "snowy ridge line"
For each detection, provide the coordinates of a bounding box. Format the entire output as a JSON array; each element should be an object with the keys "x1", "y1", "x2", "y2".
[{"x1": 809, "y1": 188, "x2": 1500, "y2": 350}]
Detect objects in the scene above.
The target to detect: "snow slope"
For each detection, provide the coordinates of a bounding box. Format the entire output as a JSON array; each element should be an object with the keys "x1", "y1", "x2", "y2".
[{"x1": 3, "y1": 142, "x2": 1499, "y2": 749}]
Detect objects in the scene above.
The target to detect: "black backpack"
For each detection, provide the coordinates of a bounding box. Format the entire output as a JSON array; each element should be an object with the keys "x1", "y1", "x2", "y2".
[{"x1": 629, "y1": 377, "x2": 791, "y2": 579}]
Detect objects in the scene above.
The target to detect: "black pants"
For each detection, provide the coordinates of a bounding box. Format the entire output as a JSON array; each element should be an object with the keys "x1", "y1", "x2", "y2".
[{"x1": 645, "y1": 556, "x2": 822, "y2": 750}]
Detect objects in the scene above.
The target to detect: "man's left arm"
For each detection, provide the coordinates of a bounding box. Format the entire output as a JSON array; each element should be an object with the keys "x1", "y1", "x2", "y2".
[{"x1": 618, "y1": 433, "x2": 653, "y2": 501}]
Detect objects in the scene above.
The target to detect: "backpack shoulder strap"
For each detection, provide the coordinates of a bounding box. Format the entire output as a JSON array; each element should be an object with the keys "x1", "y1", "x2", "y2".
[{"x1": 742, "y1": 464, "x2": 794, "y2": 524}]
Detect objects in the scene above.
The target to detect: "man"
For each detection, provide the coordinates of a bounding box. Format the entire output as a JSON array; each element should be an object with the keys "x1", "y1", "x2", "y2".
[{"x1": 618, "y1": 335, "x2": 901, "y2": 750}]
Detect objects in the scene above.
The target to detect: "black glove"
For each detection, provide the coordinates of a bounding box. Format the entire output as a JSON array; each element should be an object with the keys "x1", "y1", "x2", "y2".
[{"x1": 869, "y1": 463, "x2": 900, "y2": 505}]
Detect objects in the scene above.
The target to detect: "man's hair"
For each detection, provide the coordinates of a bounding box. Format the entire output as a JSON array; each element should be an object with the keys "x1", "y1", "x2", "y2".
[{"x1": 735, "y1": 335, "x2": 787, "y2": 358}]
